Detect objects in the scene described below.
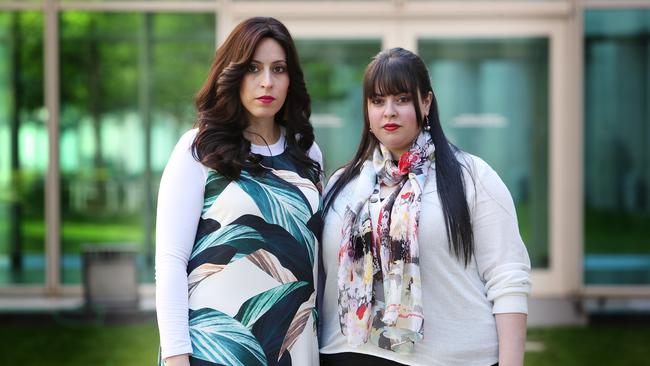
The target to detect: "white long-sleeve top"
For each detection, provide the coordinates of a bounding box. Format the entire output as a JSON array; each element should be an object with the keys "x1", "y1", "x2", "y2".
[
  {"x1": 320, "y1": 152, "x2": 531, "y2": 366},
  {"x1": 155, "y1": 128, "x2": 323, "y2": 360}
]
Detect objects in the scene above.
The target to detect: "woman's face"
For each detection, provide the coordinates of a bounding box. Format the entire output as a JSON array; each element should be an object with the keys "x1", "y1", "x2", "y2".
[
  {"x1": 367, "y1": 89, "x2": 432, "y2": 159},
  {"x1": 239, "y1": 37, "x2": 290, "y2": 125}
]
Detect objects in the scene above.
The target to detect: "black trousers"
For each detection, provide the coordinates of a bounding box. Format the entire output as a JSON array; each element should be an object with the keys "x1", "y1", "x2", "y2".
[
  {"x1": 320, "y1": 352, "x2": 498, "y2": 366},
  {"x1": 320, "y1": 353, "x2": 407, "y2": 366}
]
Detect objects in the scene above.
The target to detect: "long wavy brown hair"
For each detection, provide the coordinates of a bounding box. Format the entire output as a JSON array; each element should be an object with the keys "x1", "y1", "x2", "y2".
[{"x1": 192, "y1": 17, "x2": 319, "y2": 182}]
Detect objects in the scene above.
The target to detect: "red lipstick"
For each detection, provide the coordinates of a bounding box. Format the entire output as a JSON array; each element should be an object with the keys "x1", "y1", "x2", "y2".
[
  {"x1": 257, "y1": 95, "x2": 275, "y2": 104},
  {"x1": 383, "y1": 123, "x2": 400, "y2": 131}
]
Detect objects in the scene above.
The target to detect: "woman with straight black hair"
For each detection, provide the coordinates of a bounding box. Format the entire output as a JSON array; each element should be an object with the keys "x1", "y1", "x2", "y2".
[
  {"x1": 319, "y1": 48, "x2": 531, "y2": 366},
  {"x1": 156, "y1": 17, "x2": 322, "y2": 366}
]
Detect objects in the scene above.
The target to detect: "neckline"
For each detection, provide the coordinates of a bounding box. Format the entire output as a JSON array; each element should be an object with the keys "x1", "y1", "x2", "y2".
[{"x1": 250, "y1": 127, "x2": 286, "y2": 157}]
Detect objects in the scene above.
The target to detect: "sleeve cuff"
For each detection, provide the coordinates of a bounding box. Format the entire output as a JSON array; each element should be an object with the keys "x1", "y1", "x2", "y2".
[
  {"x1": 161, "y1": 345, "x2": 193, "y2": 361},
  {"x1": 492, "y1": 294, "x2": 528, "y2": 315}
]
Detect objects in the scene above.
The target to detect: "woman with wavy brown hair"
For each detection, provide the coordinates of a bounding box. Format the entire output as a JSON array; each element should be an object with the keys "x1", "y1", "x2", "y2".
[{"x1": 155, "y1": 17, "x2": 323, "y2": 366}]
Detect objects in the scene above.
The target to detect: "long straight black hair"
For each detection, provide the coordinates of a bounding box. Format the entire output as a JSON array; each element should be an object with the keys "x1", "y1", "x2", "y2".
[{"x1": 323, "y1": 47, "x2": 474, "y2": 265}]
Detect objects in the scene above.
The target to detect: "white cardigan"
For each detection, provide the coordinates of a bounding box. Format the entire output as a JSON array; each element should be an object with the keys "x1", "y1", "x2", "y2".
[{"x1": 319, "y1": 152, "x2": 531, "y2": 366}]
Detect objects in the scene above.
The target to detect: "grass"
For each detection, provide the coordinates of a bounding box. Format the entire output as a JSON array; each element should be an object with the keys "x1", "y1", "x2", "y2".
[
  {"x1": 526, "y1": 326, "x2": 650, "y2": 365},
  {"x1": 0, "y1": 321, "x2": 159, "y2": 366},
  {"x1": 0, "y1": 322, "x2": 649, "y2": 365}
]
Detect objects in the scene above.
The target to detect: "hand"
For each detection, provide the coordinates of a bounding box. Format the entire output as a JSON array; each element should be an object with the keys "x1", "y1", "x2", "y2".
[{"x1": 164, "y1": 354, "x2": 190, "y2": 366}]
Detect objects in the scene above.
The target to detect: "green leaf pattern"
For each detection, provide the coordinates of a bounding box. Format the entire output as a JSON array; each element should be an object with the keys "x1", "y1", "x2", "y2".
[
  {"x1": 189, "y1": 308, "x2": 267, "y2": 366},
  {"x1": 237, "y1": 171, "x2": 317, "y2": 265},
  {"x1": 177, "y1": 167, "x2": 321, "y2": 366},
  {"x1": 234, "y1": 281, "x2": 309, "y2": 328}
]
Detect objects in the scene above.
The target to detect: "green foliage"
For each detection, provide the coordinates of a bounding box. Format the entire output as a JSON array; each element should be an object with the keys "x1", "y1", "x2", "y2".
[
  {"x1": 60, "y1": 12, "x2": 215, "y2": 125},
  {"x1": 16, "y1": 12, "x2": 44, "y2": 112},
  {"x1": 0, "y1": 219, "x2": 144, "y2": 254},
  {"x1": 297, "y1": 39, "x2": 376, "y2": 112}
]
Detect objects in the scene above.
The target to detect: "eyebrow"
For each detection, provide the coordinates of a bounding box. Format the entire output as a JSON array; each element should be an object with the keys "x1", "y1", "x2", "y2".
[
  {"x1": 250, "y1": 59, "x2": 287, "y2": 64},
  {"x1": 371, "y1": 92, "x2": 411, "y2": 96}
]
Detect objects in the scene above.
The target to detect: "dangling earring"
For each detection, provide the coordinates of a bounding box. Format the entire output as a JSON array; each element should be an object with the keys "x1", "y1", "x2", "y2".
[{"x1": 423, "y1": 115, "x2": 431, "y2": 131}]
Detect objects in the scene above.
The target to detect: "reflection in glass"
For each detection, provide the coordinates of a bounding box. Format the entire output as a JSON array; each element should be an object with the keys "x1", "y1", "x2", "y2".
[
  {"x1": 0, "y1": 12, "x2": 46, "y2": 285},
  {"x1": 297, "y1": 39, "x2": 381, "y2": 176},
  {"x1": 419, "y1": 38, "x2": 549, "y2": 268},
  {"x1": 59, "y1": 12, "x2": 215, "y2": 283},
  {"x1": 584, "y1": 9, "x2": 650, "y2": 285}
]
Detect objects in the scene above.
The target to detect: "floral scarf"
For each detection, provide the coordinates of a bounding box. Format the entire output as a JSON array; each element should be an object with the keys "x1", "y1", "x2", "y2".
[{"x1": 338, "y1": 132, "x2": 434, "y2": 353}]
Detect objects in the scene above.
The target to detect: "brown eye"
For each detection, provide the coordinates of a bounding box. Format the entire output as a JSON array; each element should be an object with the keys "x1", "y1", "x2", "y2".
[
  {"x1": 273, "y1": 65, "x2": 287, "y2": 73},
  {"x1": 397, "y1": 95, "x2": 411, "y2": 103},
  {"x1": 370, "y1": 97, "x2": 383, "y2": 105},
  {"x1": 247, "y1": 64, "x2": 259, "y2": 73}
]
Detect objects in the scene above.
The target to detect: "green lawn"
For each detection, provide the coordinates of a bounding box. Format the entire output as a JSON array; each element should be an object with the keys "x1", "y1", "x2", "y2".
[
  {"x1": 0, "y1": 322, "x2": 159, "y2": 366},
  {"x1": 526, "y1": 326, "x2": 650, "y2": 365},
  {"x1": 0, "y1": 322, "x2": 649, "y2": 365}
]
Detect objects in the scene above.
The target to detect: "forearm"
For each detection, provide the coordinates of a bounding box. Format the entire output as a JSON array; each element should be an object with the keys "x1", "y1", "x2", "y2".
[
  {"x1": 495, "y1": 312, "x2": 527, "y2": 366},
  {"x1": 164, "y1": 354, "x2": 190, "y2": 366}
]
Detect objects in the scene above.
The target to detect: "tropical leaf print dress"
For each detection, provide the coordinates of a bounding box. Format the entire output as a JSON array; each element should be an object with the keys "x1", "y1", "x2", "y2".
[{"x1": 156, "y1": 129, "x2": 322, "y2": 366}]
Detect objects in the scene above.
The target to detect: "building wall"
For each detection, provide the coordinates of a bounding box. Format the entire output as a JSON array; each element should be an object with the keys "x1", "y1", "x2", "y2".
[{"x1": 0, "y1": 1, "x2": 649, "y2": 303}]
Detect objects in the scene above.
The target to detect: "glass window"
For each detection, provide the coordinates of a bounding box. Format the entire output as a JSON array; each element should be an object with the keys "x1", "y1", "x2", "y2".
[
  {"x1": 297, "y1": 39, "x2": 381, "y2": 176},
  {"x1": 419, "y1": 38, "x2": 550, "y2": 268},
  {"x1": 59, "y1": 12, "x2": 215, "y2": 284},
  {"x1": 0, "y1": 12, "x2": 46, "y2": 286},
  {"x1": 584, "y1": 9, "x2": 650, "y2": 285}
]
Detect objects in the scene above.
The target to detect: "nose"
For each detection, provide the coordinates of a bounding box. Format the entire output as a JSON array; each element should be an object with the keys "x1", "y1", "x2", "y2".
[
  {"x1": 383, "y1": 100, "x2": 396, "y2": 119},
  {"x1": 260, "y1": 69, "x2": 273, "y2": 89}
]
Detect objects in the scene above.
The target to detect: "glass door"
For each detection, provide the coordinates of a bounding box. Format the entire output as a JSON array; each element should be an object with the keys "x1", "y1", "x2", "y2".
[
  {"x1": 584, "y1": 8, "x2": 650, "y2": 288},
  {"x1": 403, "y1": 19, "x2": 573, "y2": 296}
]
